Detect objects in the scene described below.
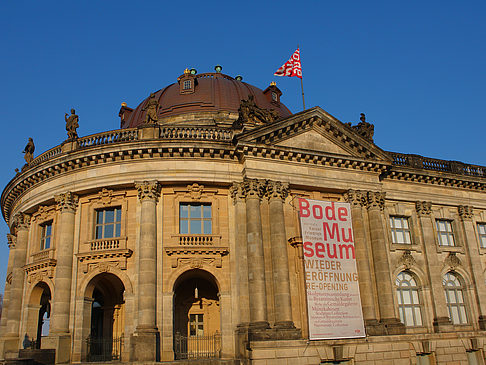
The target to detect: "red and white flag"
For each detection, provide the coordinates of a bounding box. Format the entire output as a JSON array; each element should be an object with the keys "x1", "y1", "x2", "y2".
[{"x1": 274, "y1": 48, "x2": 302, "y2": 79}]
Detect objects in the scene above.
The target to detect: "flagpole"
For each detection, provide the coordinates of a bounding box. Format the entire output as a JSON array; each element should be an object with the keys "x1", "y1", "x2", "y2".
[{"x1": 298, "y1": 45, "x2": 305, "y2": 110}]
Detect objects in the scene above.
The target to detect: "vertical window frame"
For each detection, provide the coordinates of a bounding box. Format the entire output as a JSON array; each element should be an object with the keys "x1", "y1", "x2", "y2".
[
  {"x1": 443, "y1": 272, "x2": 468, "y2": 324},
  {"x1": 40, "y1": 221, "x2": 53, "y2": 251},
  {"x1": 95, "y1": 206, "x2": 122, "y2": 239},
  {"x1": 477, "y1": 223, "x2": 486, "y2": 248},
  {"x1": 390, "y1": 216, "x2": 412, "y2": 245},
  {"x1": 396, "y1": 271, "x2": 423, "y2": 327},
  {"x1": 179, "y1": 203, "x2": 212, "y2": 235},
  {"x1": 436, "y1": 219, "x2": 456, "y2": 247}
]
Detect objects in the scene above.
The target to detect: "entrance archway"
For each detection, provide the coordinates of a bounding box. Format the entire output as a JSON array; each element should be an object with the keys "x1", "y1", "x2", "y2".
[
  {"x1": 27, "y1": 282, "x2": 51, "y2": 349},
  {"x1": 84, "y1": 273, "x2": 125, "y2": 361},
  {"x1": 173, "y1": 269, "x2": 220, "y2": 359}
]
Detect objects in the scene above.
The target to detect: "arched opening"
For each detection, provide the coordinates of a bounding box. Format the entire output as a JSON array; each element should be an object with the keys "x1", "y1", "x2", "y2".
[
  {"x1": 28, "y1": 282, "x2": 51, "y2": 349},
  {"x1": 85, "y1": 273, "x2": 125, "y2": 362},
  {"x1": 173, "y1": 269, "x2": 220, "y2": 359}
]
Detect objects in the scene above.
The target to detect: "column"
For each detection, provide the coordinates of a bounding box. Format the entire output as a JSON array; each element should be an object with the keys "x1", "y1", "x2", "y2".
[
  {"x1": 458, "y1": 206, "x2": 486, "y2": 329},
  {"x1": 132, "y1": 180, "x2": 160, "y2": 361},
  {"x1": 266, "y1": 180, "x2": 294, "y2": 329},
  {"x1": 0, "y1": 234, "x2": 17, "y2": 336},
  {"x1": 345, "y1": 190, "x2": 380, "y2": 333},
  {"x1": 244, "y1": 178, "x2": 269, "y2": 329},
  {"x1": 46, "y1": 192, "x2": 78, "y2": 364},
  {"x1": 230, "y1": 182, "x2": 250, "y2": 327},
  {"x1": 2, "y1": 213, "x2": 30, "y2": 355},
  {"x1": 416, "y1": 201, "x2": 451, "y2": 331},
  {"x1": 366, "y1": 191, "x2": 404, "y2": 334}
]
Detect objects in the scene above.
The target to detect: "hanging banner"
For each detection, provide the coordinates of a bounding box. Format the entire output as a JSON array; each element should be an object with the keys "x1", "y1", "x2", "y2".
[{"x1": 298, "y1": 198, "x2": 365, "y2": 339}]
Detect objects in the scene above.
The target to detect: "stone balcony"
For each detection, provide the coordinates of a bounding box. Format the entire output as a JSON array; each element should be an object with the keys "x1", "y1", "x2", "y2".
[{"x1": 77, "y1": 237, "x2": 132, "y2": 273}]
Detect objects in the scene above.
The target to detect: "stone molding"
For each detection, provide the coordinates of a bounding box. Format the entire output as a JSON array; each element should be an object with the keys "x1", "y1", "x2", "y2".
[
  {"x1": 165, "y1": 247, "x2": 228, "y2": 269},
  {"x1": 415, "y1": 201, "x2": 432, "y2": 216},
  {"x1": 398, "y1": 250, "x2": 416, "y2": 269},
  {"x1": 265, "y1": 180, "x2": 289, "y2": 201},
  {"x1": 7, "y1": 233, "x2": 16, "y2": 249},
  {"x1": 444, "y1": 252, "x2": 461, "y2": 269},
  {"x1": 366, "y1": 191, "x2": 385, "y2": 210},
  {"x1": 55, "y1": 191, "x2": 79, "y2": 212},
  {"x1": 345, "y1": 190, "x2": 367, "y2": 207},
  {"x1": 135, "y1": 180, "x2": 160, "y2": 202},
  {"x1": 458, "y1": 205, "x2": 473, "y2": 221}
]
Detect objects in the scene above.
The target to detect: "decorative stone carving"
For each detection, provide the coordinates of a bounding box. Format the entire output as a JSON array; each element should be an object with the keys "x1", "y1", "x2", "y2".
[
  {"x1": 135, "y1": 181, "x2": 160, "y2": 202},
  {"x1": 458, "y1": 205, "x2": 473, "y2": 221},
  {"x1": 141, "y1": 92, "x2": 159, "y2": 124},
  {"x1": 177, "y1": 258, "x2": 217, "y2": 269},
  {"x1": 344, "y1": 190, "x2": 367, "y2": 207},
  {"x1": 243, "y1": 178, "x2": 265, "y2": 200},
  {"x1": 11, "y1": 212, "x2": 31, "y2": 232},
  {"x1": 233, "y1": 95, "x2": 278, "y2": 129},
  {"x1": 444, "y1": 252, "x2": 461, "y2": 269},
  {"x1": 22, "y1": 137, "x2": 35, "y2": 164},
  {"x1": 78, "y1": 248, "x2": 132, "y2": 273},
  {"x1": 366, "y1": 191, "x2": 385, "y2": 210},
  {"x1": 399, "y1": 250, "x2": 416, "y2": 269},
  {"x1": 345, "y1": 113, "x2": 374, "y2": 142},
  {"x1": 187, "y1": 183, "x2": 204, "y2": 200},
  {"x1": 415, "y1": 201, "x2": 432, "y2": 216},
  {"x1": 165, "y1": 247, "x2": 228, "y2": 269},
  {"x1": 230, "y1": 182, "x2": 246, "y2": 203},
  {"x1": 266, "y1": 180, "x2": 289, "y2": 201},
  {"x1": 36, "y1": 206, "x2": 51, "y2": 221},
  {"x1": 27, "y1": 267, "x2": 55, "y2": 283},
  {"x1": 64, "y1": 108, "x2": 79, "y2": 140},
  {"x1": 55, "y1": 191, "x2": 79, "y2": 212},
  {"x1": 7, "y1": 233, "x2": 16, "y2": 249},
  {"x1": 97, "y1": 188, "x2": 114, "y2": 205}
]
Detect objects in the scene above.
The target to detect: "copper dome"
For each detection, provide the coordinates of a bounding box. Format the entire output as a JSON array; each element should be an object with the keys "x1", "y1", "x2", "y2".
[{"x1": 120, "y1": 72, "x2": 292, "y2": 128}]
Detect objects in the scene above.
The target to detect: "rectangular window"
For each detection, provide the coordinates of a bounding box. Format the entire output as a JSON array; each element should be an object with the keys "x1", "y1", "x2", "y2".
[
  {"x1": 189, "y1": 314, "x2": 204, "y2": 336},
  {"x1": 40, "y1": 222, "x2": 52, "y2": 250},
  {"x1": 390, "y1": 216, "x2": 412, "y2": 244},
  {"x1": 95, "y1": 207, "x2": 121, "y2": 239},
  {"x1": 477, "y1": 223, "x2": 486, "y2": 248},
  {"x1": 183, "y1": 80, "x2": 192, "y2": 90},
  {"x1": 180, "y1": 203, "x2": 211, "y2": 234},
  {"x1": 436, "y1": 220, "x2": 455, "y2": 246}
]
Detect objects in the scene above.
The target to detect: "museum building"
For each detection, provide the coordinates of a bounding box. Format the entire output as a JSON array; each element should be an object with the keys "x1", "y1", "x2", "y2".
[{"x1": 1, "y1": 67, "x2": 486, "y2": 364}]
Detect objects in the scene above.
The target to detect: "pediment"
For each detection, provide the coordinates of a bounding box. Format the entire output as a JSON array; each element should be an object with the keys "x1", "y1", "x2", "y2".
[{"x1": 235, "y1": 106, "x2": 392, "y2": 162}]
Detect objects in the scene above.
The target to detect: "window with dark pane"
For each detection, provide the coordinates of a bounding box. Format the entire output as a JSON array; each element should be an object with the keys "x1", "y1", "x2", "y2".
[
  {"x1": 179, "y1": 203, "x2": 211, "y2": 234},
  {"x1": 95, "y1": 207, "x2": 121, "y2": 239},
  {"x1": 40, "y1": 221, "x2": 53, "y2": 250}
]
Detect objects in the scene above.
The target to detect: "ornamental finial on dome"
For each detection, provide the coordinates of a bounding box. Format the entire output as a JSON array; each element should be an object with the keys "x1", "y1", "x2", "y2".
[
  {"x1": 184, "y1": 68, "x2": 191, "y2": 75},
  {"x1": 270, "y1": 81, "x2": 277, "y2": 86}
]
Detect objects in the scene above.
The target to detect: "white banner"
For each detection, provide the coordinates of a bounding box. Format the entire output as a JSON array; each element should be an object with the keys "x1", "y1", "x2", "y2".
[{"x1": 298, "y1": 198, "x2": 365, "y2": 339}]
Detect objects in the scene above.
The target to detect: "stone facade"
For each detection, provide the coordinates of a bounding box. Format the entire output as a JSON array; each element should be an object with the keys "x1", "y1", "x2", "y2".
[{"x1": 1, "y1": 70, "x2": 486, "y2": 364}]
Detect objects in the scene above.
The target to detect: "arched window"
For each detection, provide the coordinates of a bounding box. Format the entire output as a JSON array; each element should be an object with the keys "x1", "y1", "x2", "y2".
[
  {"x1": 443, "y1": 272, "x2": 468, "y2": 324},
  {"x1": 396, "y1": 271, "x2": 423, "y2": 326}
]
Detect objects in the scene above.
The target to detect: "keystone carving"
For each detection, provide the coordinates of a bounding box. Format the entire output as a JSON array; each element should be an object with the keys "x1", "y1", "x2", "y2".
[
  {"x1": 415, "y1": 201, "x2": 432, "y2": 216},
  {"x1": 266, "y1": 180, "x2": 289, "y2": 201},
  {"x1": 97, "y1": 188, "x2": 114, "y2": 205},
  {"x1": 366, "y1": 191, "x2": 385, "y2": 210},
  {"x1": 344, "y1": 190, "x2": 367, "y2": 207},
  {"x1": 135, "y1": 181, "x2": 160, "y2": 202},
  {"x1": 398, "y1": 250, "x2": 416, "y2": 269},
  {"x1": 458, "y1": 206, "x2": 473, "y2": 221},
  {"x1": 444, "y1": 252, "x2": 461, "y2": 269},
  {"x1": 55, "y1": 191, "x2": 79, "y2": 212},
  {"x1": 187, "y1": 183, "x2": 204, "y2": 200}
]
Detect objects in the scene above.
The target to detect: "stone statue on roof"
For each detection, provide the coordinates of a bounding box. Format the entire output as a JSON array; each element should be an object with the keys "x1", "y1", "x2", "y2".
[
  {"x1": 142, "y1": 92, "x2": 159, "y2": 124},
  {"x1": 23, "y1": 137, "x2": 35, "y2": 164},
  {"x1": 65, "y1": 108, "x2": 79, "y2": 140},
  {"x1": 234, "y1": 95, "x2": 278, "y2": 129}
]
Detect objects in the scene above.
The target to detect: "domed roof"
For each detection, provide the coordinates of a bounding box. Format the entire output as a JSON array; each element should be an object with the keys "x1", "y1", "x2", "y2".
[{"x1": 120, "y1": 71, "x2": 292, "y2": 128}]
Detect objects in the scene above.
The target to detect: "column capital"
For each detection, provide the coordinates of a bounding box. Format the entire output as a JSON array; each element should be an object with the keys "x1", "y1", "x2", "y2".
[
  {"x1": 55, "y1": 191, "x2": 79, "y2": 212},
  {"x1": 366, "y1": 191, "x2": 385, "y2": 210},
  {"x1": 345, "y1": 190, "x2": 367, "y2": 207},
  {"x1": 415, "y1": 201, "x2": 432, "y2": 216},
  {"x1": 11, "y1": 212, "x2": 31, "y2": 232},
  {"x1": 458, "y1": 205, "x2": 473, "y2": 221},
  {"x1": 243, "y1": 178, "x2": 265, "y2": 200},
  {"x1": 7, "y1": 233, "x2": 16, "y2": 249},
  {"x1": 265, "y1": 180, "x2": 289, "y2": 201},
  {"x1": 135, "y1": 180, "x2": 161, "y2": 202},
  {"x1": 230, "y1": 182, "x2": 246, "y2": 204}
]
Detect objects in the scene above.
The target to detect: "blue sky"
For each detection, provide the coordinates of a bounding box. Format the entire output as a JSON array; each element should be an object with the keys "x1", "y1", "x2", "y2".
[{"x1": 0, "y1": 1, "x2": 485, "y2": 294}]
